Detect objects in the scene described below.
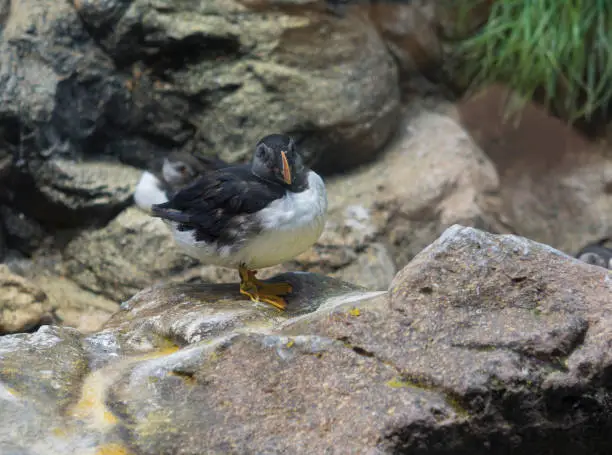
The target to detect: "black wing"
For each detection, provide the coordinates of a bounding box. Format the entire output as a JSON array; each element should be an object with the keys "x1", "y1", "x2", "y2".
[{"x1": 151, "y1": 165, "x2": 285, "y2": 243}]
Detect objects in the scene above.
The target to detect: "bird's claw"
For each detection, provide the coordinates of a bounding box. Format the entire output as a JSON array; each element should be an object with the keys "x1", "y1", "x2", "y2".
[{"x1": 238, "y1": 266, "x2": 291, "y2": 310}]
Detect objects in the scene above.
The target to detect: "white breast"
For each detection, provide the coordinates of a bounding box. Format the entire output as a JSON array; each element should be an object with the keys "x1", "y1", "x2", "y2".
[
  {"x1": 133, "y1": 171, "x2": 168, "y2": 213},
  {"x1": 169, "y1": 171, "x2": 328, "y2": 270}
]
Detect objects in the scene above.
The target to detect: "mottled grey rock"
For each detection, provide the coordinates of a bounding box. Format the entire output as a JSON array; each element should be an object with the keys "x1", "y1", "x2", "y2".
[
  {"x1": 80, "y1": 0, "x2": 399, "y2": 173},
  {"x1": 0, "y1": 206, "x2": 48, "y2": 255},
  {"x1": 0, "y1": 0, "x2": 146, "y2": 228},
  {"x1": 0, "y1": 326, "x2": 100, "y2": 455},
  {"x1": 0, "y1": 0, "x2": 399, "y2": 194},
  {"x1": 102, "y1": 271, "x2": 369, "y2": 354},
  {"x1": 0, "y1": 273, "x2": 385, "y2": 454},
  {"x1": 304, "y1": 225, "x2": 612, "y2": 454},
  {"x1": 62, "y1": 207, "x2": 200, "y2": 301},
  {"x1": 0, "y1": 265, "x2": 56, "y2": 334},
  {"x1": 5, "y1": 159, "x2": 141, "y2": 228},
  {"x1": 4, "y1": 228, "x2": 612, "y2": 454}
]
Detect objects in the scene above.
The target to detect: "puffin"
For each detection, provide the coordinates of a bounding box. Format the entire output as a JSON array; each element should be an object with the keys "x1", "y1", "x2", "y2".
[
  {"x1": 133, "y1": 151, "x2": 228, "y2": 212},
  {"x1": 575, "y1": 239, "x2": 612, "y2": 270},
  {"x1": 150, "y1": 133, "x2": 328, "y2": 310}
]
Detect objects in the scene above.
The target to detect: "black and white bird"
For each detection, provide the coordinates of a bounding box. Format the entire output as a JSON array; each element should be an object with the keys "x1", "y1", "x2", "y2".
[
  {"x1": 575, "y1": 239, "x2": 612, "y2": 270},
  {"x1": 133, "y1": 151, "x2": 227, "y2": 212},
  {"x1": 151, "y1": 133, "x2": 328, "y2": 310}
]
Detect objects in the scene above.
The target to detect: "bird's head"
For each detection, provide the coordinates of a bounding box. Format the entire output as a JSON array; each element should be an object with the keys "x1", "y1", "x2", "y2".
[
  {"x1": 162, "y1": 153, "x2": 199, "y2": 187},
  {"x1": 251, "y1": 133, "x2": 306, "y2": 190},
  {"x1": 162, "y1": 151, "x2": 228, "y2": 188}
]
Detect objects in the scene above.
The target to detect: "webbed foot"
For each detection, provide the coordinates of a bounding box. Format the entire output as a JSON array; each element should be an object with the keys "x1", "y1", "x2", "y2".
[{"x1": 238, "y1": 266, "x2": 292, "y2": 310}]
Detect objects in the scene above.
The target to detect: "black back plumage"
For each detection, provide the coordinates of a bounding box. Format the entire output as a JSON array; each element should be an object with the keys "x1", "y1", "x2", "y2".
[{"x1": 151, "y1": 165, "x2": 286, "y2": 244}]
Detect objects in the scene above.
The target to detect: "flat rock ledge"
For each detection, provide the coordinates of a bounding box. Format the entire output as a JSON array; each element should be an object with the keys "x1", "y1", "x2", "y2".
[{"x1": 1, "y1": 225, "x2": 612, "y2": 454}]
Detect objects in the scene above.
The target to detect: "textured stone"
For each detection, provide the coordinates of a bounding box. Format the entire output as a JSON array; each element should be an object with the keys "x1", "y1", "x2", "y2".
[
  {"x1": 4, "y1": 228, "x2": 612, "y2": 453},
  {"x1": 458, "y1": 84, "x2": 612, "y2": 255},
  {"x1": 313, "y1": 102, "x2": 505, "y2": 278},
  {"x1": 4, "y1": 159, "x2": 141, "y2": 228},
  {"x1": 0, "y1": 0, "x2": 400, "y2": 190},
  {"x1": 0, "y1": 264, "x2": 56, "y2": 334},
  {"x1": 62, "y1": 207, "x2": 200, "y2": 302},
  {"x1": 369, "y1": 1, "x2": 442, "y2": 76},
  {"x1": 0, "y1": 205, "x2": 49, "y2": 255},
  {"x1": 0, "y1": 326, "x2": 95, "y2": 455}
]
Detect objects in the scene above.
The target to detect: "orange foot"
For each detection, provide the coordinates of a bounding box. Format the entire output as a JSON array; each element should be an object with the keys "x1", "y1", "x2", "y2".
[{"x1": 238, "y1": 266, "x2": 292, "y2": 310}]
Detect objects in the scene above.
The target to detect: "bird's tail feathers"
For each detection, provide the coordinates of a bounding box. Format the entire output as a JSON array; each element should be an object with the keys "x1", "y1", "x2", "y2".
[{"x1": 150, "y1": 204, "x2": 192, "y2": 224}]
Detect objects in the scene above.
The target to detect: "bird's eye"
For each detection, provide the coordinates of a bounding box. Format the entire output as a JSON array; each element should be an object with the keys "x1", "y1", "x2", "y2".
[
  {"x1": 177, "y1": 165, "x2": 188, "y2": 174},
  {"x1": 256, "y1": 146, "x2": 266, "y2": 159}
]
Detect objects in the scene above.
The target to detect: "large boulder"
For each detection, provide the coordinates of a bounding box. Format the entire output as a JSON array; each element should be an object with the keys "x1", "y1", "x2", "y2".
[
  {"x1": 2, "y1": 226, "x2": 612, "y2": 453},
  {"x1": 0, "y1": 0, "x2": 400, "y2": 227},
  {"x1": 79, "y1": 0, "x2": 400, "y2": 172},
  {"x1": 0, "y1": 326, "x2": 93, "y2": 454},
  {"x1": 101, "y1": 271, "x2": 374, "y2": 354},
  {"x1": 0, "y1": 0, "x2": 144, "y2": 227}
]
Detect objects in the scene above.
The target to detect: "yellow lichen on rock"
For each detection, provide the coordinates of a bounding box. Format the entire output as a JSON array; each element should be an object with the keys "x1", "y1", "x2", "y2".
[
  {"x1": 70, "y1": 377, "x2": 120, "y2": 427},
  {"x1": 95, "y1": 442, "x2": 134, "y2": 455}
]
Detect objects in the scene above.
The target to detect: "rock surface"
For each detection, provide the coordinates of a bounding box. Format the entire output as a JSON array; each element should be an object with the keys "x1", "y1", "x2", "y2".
[
  {"x1": 0, "y1": 217, "x2": 5, "y2": 262},
  {"x1": 0, "y1": 264, "x2": 56, "y2": 334},
  {"x1": 0, "y1": 205, "x2": 50, "y2": 255},
  {"x1": 458, "y1": 84, "x2": 612, "y2": 254},
  {"x1": 102, "y1": 271, "x2": 373, "y2": 356},
  {"x1": 369, "y1": 0, "x2": 442, "y2": 78},
  {"x1": 33, "y1": 273, "x2": 119, "y2": 334},
  {"x1": 0, "y1": 0, "x2": 143, "y2": 228},
  {"x1": 318, "y1": 101, "x2": 506, "y2": 274},
  {"x1": 0, "y1": 0, "x2": 400, "y2": 194},
  {"x1": 2, "y1": 159, "x2": 142, "y2": 228},
  {"x1": 0, "y1": 260, "x2": 117, "y2": 334},
  {"x1": 2, "y1": 225, "x2": 612, "y2": 454},
  {"x1": 62, "y1": 207, "x2": 200, "y2": 302}
]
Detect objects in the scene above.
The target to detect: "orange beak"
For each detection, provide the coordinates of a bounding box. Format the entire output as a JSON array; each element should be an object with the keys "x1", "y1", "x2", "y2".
[{"x1": 281, "y1": 151, "x2": 292, "y2": 185}]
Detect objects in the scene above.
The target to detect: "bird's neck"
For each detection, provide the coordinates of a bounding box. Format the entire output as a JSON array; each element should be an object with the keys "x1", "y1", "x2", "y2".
[{"x1": 286, "y1": 172, "x2": 309, "y2": 193}]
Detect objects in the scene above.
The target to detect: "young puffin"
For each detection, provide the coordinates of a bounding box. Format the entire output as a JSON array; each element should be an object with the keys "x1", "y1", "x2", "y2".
[
  {"x1": 575, "y1": 239, "x2": 612, "y2": 270},
  {"x1": 151, "y1": 133, "x2": 328, "y2": 310},
  {"x1": 134, "y1": 151, "x2": 228, "y2": 212}
]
